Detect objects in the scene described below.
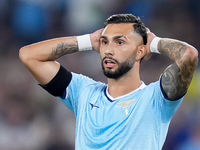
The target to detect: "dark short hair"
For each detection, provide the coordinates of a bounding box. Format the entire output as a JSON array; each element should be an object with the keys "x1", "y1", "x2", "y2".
[{"x1": 104, "y1": 14, "x2": 147, "y2": 45}]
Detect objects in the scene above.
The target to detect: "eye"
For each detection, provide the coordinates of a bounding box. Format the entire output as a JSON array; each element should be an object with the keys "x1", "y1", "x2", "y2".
[
  {"x1": 117, "y1": 41, "x2": 124, "y2": 45},
  {"x1": 102, "y1": 40, "x2": 108, "y2": 45}
]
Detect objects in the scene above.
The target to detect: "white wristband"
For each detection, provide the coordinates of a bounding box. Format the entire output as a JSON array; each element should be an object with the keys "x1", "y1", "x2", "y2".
[
  {"x1": 77, "y1": 34, "x2": 92, "y2": 51},
  {"x1": 150, "y1": 37, "x2": 161, "y2": 54}
]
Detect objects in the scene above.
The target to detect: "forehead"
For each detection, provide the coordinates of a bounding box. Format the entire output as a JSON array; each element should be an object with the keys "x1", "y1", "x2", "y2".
[{"x1": 102, "y1": 24, "x2": 135, "y2": 36}]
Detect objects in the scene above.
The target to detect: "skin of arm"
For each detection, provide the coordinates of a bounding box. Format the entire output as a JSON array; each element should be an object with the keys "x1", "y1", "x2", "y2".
[
  {"x1": 158, "y1": 39, "x2": 198, "y2": 100},
  {"x1": 145, "y1": 28, "x2": 198, "y2": 100},
  {"x1": 19, "y1": 37, "x2": 78, "y2": 85},
  {"x1": 19, "y1": 29, "x2": 103, "y2": 85}
]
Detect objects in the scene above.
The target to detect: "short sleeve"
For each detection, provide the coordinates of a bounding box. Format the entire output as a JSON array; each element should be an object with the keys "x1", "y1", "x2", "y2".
[
  {"x1": 152, "y1": 79, "x2": 184, "y2": 123},
  {"x1": 59, "y1": 73, "x2": 96, "y2": 116}
]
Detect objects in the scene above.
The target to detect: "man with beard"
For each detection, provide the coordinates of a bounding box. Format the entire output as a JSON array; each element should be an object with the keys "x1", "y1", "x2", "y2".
[{"x1": 19, "y1": 14, "x2": 198, "y2": 150}]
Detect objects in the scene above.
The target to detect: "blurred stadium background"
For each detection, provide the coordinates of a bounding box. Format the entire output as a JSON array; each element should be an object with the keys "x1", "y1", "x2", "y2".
[{"x1": 0, "y1": 0, "x2": 200, "y2": 149}]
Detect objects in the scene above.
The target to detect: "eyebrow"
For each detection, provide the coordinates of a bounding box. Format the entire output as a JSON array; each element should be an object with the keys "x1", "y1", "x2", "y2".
[{"x1": 100, "y1": 35, "x2": 127, "y2": 40}]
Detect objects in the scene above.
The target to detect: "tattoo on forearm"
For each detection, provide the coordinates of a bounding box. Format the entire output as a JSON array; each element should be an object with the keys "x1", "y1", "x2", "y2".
[
  {"x1": 158, "y1": 39, "x2": 187, "y2": 60},
  {"x1": 48, "y1": 41, "x2": 78, "y2": 60},
  {"x1": 159, "y1": 39, "x2": 198, "y2": 99}
]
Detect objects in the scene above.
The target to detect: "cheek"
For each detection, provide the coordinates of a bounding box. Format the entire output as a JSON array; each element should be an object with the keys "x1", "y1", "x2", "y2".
[
  {"x1": 117, "y1": 46, "x2": 136, "y2": 58},
  {"x1": 99, "y1": 44, "x2": 106, "y2": 53},
  {"x1": 123, "y1": 51, "x2": 137, "y2": 63},
  {"x1": 119, "y1": 43, "x2": 135, "y2": 53},
  {"x1": 99, "y1": 48, "x2": 104, "y2": 59}
]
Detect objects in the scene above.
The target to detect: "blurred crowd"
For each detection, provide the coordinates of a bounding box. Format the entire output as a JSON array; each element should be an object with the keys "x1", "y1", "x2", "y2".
[{"x1": 0, "y1": 0, "x2": 200, "y2": 149}]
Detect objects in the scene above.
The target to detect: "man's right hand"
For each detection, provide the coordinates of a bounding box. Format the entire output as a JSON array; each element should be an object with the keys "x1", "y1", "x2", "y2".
[
  {"x1": 19, "y1": 28, "x2": 103, "y2": 85},
  {"x1": 90, "y1": 29, "x2": 104, "y2": 53}
]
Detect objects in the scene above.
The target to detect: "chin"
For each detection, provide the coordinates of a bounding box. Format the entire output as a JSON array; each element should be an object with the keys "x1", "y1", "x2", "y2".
[{"x1": 103, "y1": 69, "x2": 124, "y2": 79}]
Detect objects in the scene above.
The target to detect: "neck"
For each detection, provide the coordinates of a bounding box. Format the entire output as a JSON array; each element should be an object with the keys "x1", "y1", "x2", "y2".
[{"x1": 107, "y1": 63, "x2": 141, "y2": 99}]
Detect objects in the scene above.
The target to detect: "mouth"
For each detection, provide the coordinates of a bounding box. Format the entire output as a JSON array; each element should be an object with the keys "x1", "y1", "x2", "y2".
[{"x1": 103, "y1": 58, "x2": 116, "y2": 68}]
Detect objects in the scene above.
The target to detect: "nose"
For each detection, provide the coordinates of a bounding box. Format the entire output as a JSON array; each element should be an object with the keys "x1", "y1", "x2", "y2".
[{"x1": 104, "y1": 44, "x2": 114, "y2": 56}]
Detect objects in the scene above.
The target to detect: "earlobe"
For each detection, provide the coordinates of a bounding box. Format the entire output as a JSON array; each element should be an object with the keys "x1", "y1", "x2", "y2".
[{"x1": 136, "y1": 45, "x2": 146, "y2": 60}]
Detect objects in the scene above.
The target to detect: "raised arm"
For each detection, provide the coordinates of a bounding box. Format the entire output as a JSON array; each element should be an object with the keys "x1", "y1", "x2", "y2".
[
  {"x1": 19, "y1": 29, "x2": 103, "y2": 85},
  {"x1": 158, "y1": 39, "x2": 198, "y2": 100},
  {"x1": 19, "y1": 37, "x2": 78, "y2": 85},
  {"x1": 145, "y1": 29, "x2": 198, "y2": 100}
]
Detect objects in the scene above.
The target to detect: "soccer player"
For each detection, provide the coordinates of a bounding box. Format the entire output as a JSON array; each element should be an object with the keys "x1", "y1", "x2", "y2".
[{"x1": 19, "y1": 14, "x2": 198, "y2": 150}]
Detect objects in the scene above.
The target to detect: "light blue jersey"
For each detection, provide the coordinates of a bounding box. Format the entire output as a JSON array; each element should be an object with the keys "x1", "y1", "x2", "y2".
[{"x1": 59, "y1": 73, "x2": 183, "y2": 150}]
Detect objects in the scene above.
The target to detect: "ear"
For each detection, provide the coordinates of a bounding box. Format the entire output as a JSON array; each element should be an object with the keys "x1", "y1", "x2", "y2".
[{"x1": 136, "y1": 45, "x2": 146, "y2": 61}]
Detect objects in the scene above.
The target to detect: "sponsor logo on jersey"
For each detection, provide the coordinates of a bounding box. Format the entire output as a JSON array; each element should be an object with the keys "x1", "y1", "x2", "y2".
[{"x1": 116, "y1": 99, "x2": 135, "y2": 116}]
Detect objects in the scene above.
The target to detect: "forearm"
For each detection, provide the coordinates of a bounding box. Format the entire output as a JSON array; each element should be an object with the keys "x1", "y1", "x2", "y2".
[
  {"x1": 19, "y1": 36, "x2": 78, "y2": 62},
  {"x1": 158, "y1": 38, "x2": 195, "y2": 61},
  {"x1": 158, "y1": 38, "x2": 198, "y2": 79}
]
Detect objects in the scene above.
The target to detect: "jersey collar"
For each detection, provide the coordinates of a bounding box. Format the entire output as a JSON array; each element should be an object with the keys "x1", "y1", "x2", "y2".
[{"x1": 106, "y1": 81, "x2": 146, "y2": 101}]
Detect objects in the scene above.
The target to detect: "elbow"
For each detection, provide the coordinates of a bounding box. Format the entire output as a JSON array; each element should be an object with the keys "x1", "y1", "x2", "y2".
[
  {"x1": 19, "y1": 46, "x2": 30, "y2": 64},
  {"x1": 186, "y1": 45, "x2": 199, "y2": 67},
  {"x1": 19, "y1": 46, "x2": 26, "y2": 64},
  {"x1": 188, "y1": 45, "x2": 198, "y2": 56}
]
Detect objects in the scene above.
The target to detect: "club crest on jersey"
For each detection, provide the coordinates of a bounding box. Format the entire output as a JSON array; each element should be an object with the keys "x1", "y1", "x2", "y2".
[{"x1": 116, "y1": 99, "x2": 135, "y2": 116}]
